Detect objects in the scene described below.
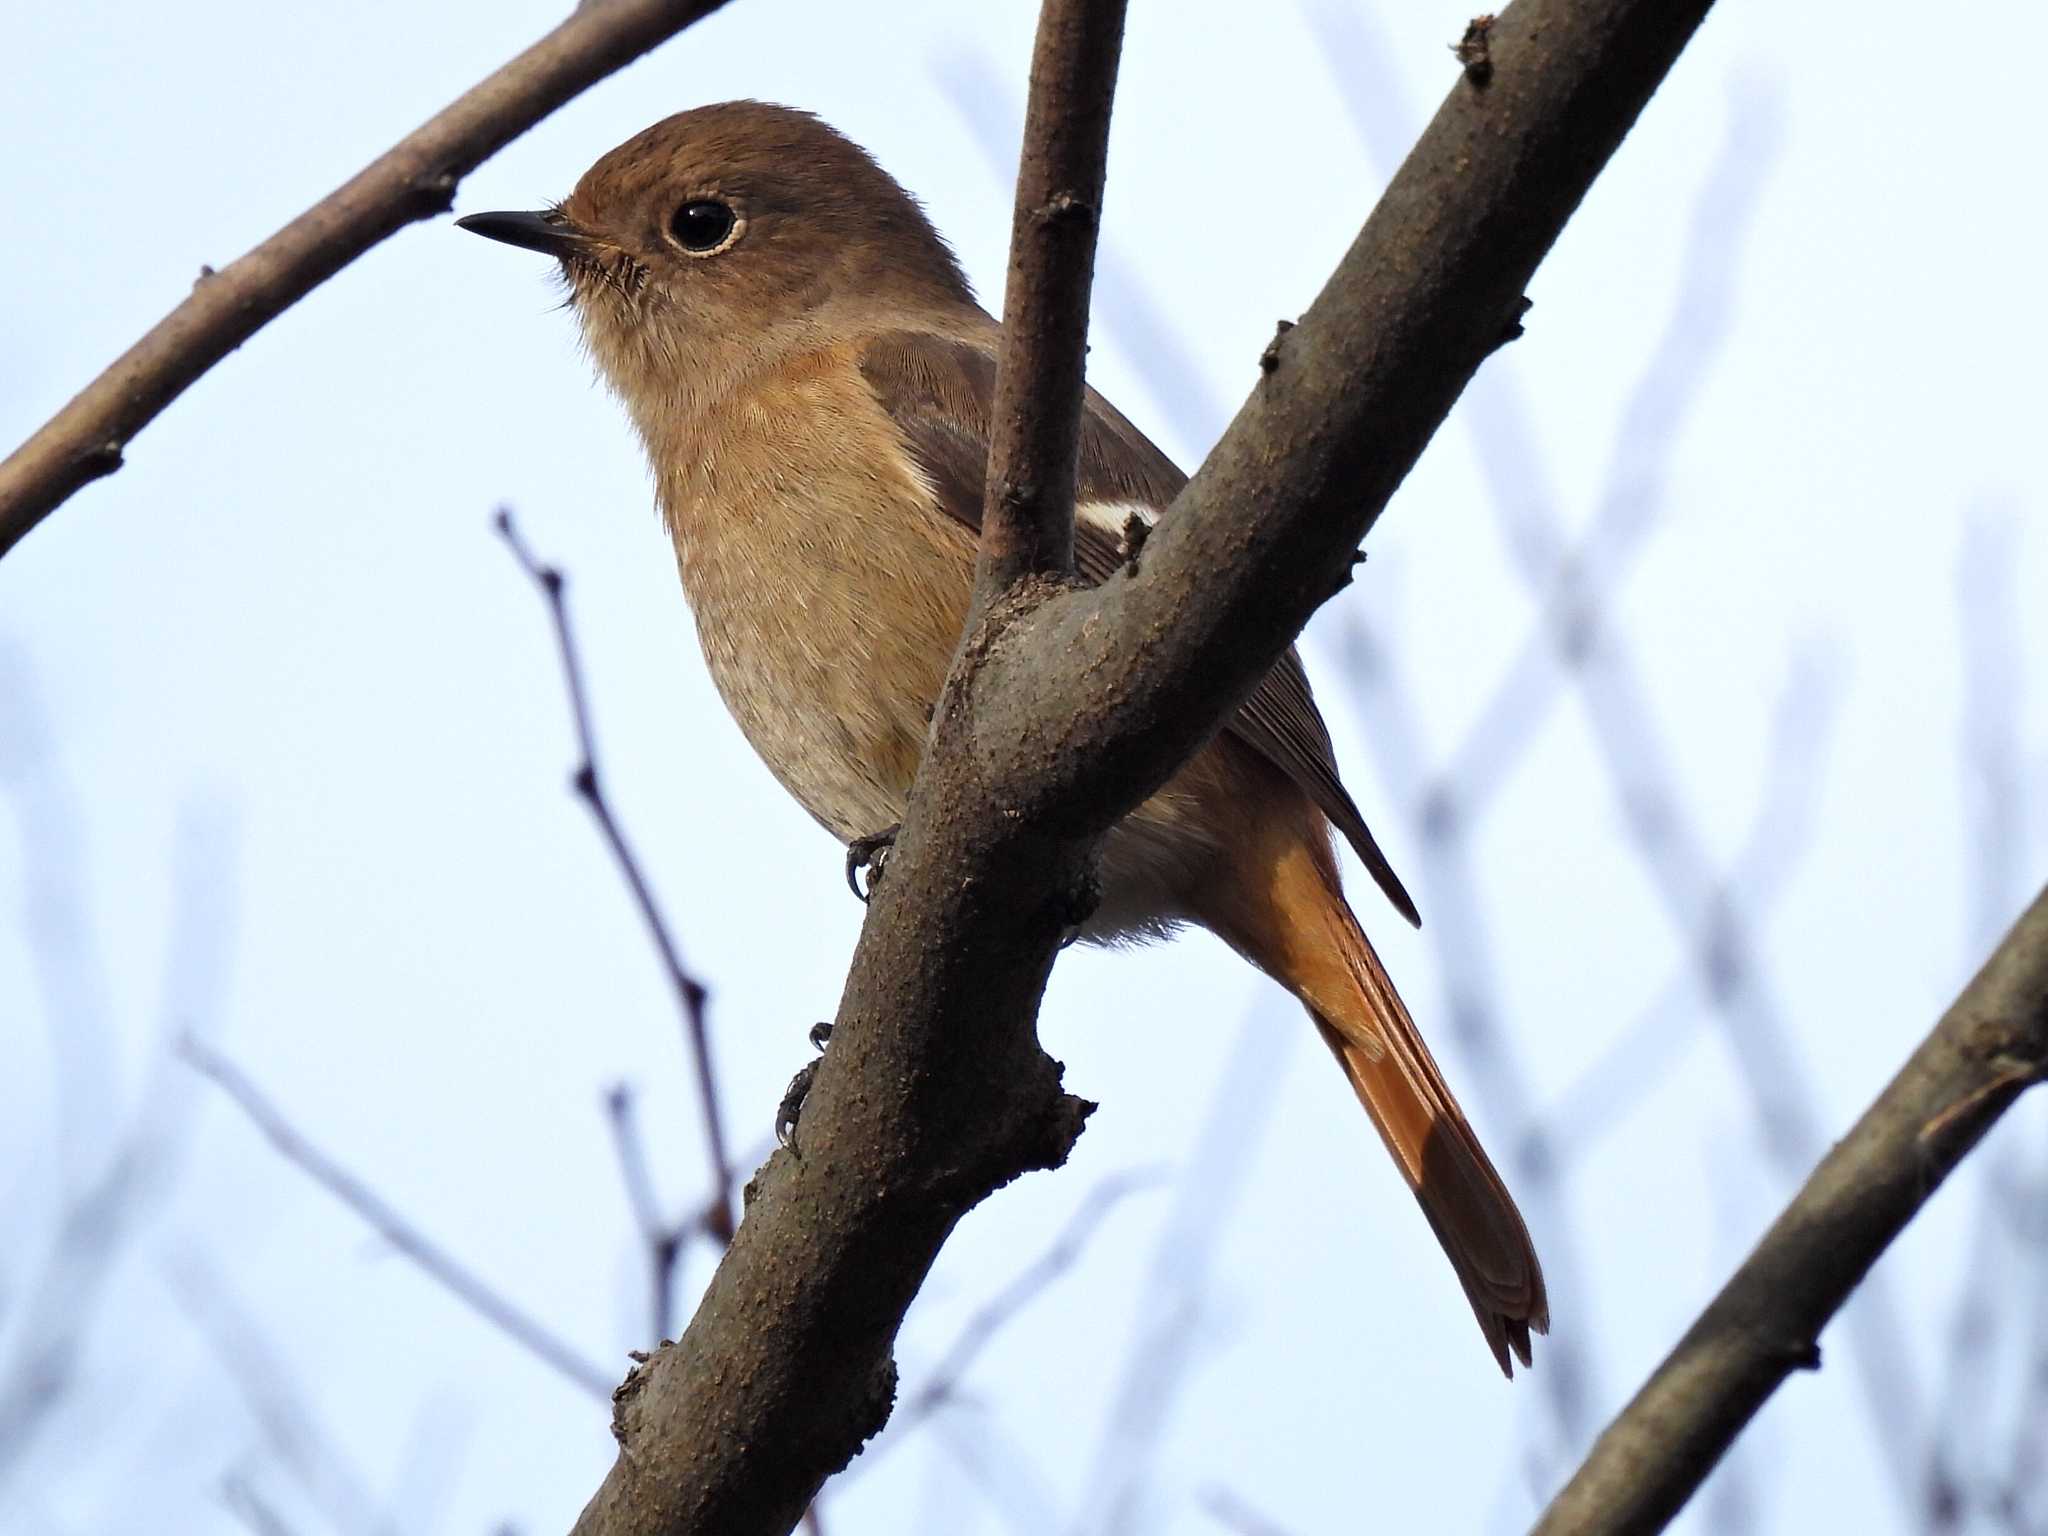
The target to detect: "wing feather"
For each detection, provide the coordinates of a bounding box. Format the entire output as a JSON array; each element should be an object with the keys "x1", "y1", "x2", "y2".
[{"x1": 858, "y1": 328, "x2": 1418, "y2": 926}]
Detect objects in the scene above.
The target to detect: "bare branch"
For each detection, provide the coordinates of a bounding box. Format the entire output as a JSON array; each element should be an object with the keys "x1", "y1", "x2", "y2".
[
  {"x1": 219, "y1": 1474, "x2": 304, "y2": 1536},
  {"x1": 605, "y1": 1084, "x2": 688, "y2": 1342},
  {"x1": 0, "y1": 697, "x2": 223, "y2": 1490},
  {"x1": 1073, "y1": 997, "x2": 1295, "y2": 1534},
  {"x1": 497, "y1": 508, "x2": 736, "y2": 1247},
  {"x1": 1958, "y1": 504, "x2": 2029, "y2": 950},
  {"x1": 180, "y1": 1035, "x2": 615, "y2": 1400},
  {"x1": 2001, "y1": 1149, "x2": 2048, "y2": 1527},
  {"x1": 1531, "y1": 655, "x2": 1836, "y2": 1162},
  {"x1": 1532, "y1": 882, "x2": 2048, "y2": 1536},
  {"x1": 897, "y1": 1169, "x2": 1161, "y2": 1429},
  {"x1": 170, "y1": 1256, "x2": 398, "y2": 1536},
  {"x1": 0, "y1": 0, "x2": 737, "y2": 558},
  {"x1": 974, "y1": 0, "x2": 1128, "y2": 595},
  {"x1": 1199, "y1": 1486, "x2": 1296, "y2": 1536}
]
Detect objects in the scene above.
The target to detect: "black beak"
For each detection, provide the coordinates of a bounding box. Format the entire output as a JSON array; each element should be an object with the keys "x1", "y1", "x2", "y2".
[{"x1": 455, "y1": 209, "x2": 589, "y2": 259}]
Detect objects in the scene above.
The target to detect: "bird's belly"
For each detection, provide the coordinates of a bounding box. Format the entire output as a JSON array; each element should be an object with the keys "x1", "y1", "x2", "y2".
[
  {"x1": 682, "y1": 544, "x2": 1248, "y2": 939},
  {"x1": 691, "y1": 598, "x2": 934, "y2": 842},
  {"x1": 675, "y1": 492, "x2": 965, "y2": 846}
]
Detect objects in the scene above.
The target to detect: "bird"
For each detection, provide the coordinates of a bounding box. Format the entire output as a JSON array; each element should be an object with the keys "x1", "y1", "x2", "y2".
[{"x1": 457, "y1": 100, "x2": 1547, "y2": 1374}]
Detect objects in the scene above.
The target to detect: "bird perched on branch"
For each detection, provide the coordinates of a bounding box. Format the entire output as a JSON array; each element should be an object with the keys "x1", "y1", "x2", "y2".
[{"x1": 458, "y1": 100, "x2": 1546, "y2": 1374}]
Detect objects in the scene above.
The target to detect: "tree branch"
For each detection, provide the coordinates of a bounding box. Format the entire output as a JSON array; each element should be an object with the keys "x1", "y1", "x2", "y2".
[
  {"x1": 975, "y1": 0, "x2": 1129, "y2": 595},
  {"x1": 894, "y1": 1169, "x2": 1160, "y2": 1430},
  {"x1": 0, "y1": 0, "x2": 736, "y2": 559},
  {"x1": 181, "y1": 1036, "x2": 615, "y2": 1401},
  {"x1": 605, "y1": 1084, "x2": 690, "y2": 1343},
  {"x1": 571, "y1": 3, "x2": 1716, "y2": 1533},
  {"x1": 497, "y1": 508, "x2": 736, "y2": 1246},
  {"x1": 1532, "y1": 882, "x2": 2048, "y2": 1536}
]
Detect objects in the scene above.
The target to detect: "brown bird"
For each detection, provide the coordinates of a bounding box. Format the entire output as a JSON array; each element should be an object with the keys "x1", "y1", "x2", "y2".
[{"x1": 459, "y1": 101, "x2": 1547, "y2": 1374}]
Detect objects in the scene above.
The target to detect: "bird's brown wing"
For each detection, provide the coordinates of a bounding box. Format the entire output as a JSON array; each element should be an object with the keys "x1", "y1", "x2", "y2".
[{"x1": 858, "y1": 328, "x2": 1418, "y2": 926}]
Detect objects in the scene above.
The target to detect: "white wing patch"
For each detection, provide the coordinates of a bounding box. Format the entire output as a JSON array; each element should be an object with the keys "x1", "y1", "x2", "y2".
[{"x1": 1076, "y1": 499, "x2": 1157, "y2": 557}]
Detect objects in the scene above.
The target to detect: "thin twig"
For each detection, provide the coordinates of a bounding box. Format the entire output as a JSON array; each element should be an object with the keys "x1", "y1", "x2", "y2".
[
  {"x1": 496, "y1": 507, "x2": 736, "y2": 1247},
  {"x1": 1530, "y1": 655, "x2": 1836, "y2": 1163},
  {"x1": 0, "y1": 689, "x2": 222, "y2": 1489},
  {"x1": 2000, "y1": 1147, "x2": 2048, "y2": 1527},
  {"x1": 180, "y1": 1035, "x2": 614, "y2": 1400},
  {"x1": 1531, "y1": 881, "x2": 2048, "y2": 1536},
  {"x1": 900, "y1": 1169, "x2": 1162, "y2": 1426},
  {"x1": 1930, "y1": 502, "x2": 2037, "y2": 1526},
  {"x1": 605, "y1": 1084, "x2": 687, "y2": 1342},
  {"x1": 975, "y1": 0, "x2": 1130, "y2": 597},
  {"x1": 1433, "y1": 79, "x2": 1783, "y2": 809},
  {"x1": 833, "y1": 1170, "x2": 1160, "y2": 1490},
  {"x1": 1199, "y1": 1486, "x2": 1296, "y2": 1536},
  {"x1": 170, "y1": 1255, "x2": 398, "y2": 1536},
  {"x1": 1958, "y1": 504, "x2": 2029, "y2": 962},
  {"x1": 1071, "y1": 1000, "x2": 1295, "y2": 1536},
  {"x1": 0, "y1": 0, "x2": 737, "y2": 556},
  {"x1": 497, "y1": 513, "x2": 827, "y2": 1523},
  {"x1": 1925, "y1": 1153, "x2": 2022, "y2": 1530},
  {"x1": 937, "y1": 51, "x2": 1222, "y2": 447},
  {"x1": 220, "y1": 1473, "x2": 303, "y2": 1536}
]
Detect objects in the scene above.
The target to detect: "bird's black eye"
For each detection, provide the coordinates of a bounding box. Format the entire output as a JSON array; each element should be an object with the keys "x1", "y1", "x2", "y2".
[{"x1": 668, "y1": 199, "x2": 737, "y2": 254}]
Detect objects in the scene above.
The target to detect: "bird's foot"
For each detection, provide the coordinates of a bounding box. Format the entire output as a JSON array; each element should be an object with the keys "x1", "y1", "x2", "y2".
[
  {"x1": 774, "y1": 1022, "x2": 834, "y2": 1153},
  {"x1": 845, "y1": 825, "x2": 900, "y2": 902}
]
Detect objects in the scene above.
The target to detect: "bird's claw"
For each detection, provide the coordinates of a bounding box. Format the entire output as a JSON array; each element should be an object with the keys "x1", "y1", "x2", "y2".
[
  {"x1": 846, "y1": 825, "x2": 900, "y2": 902},
  {"x1": 775, "y1": 1022, "x2": 835, "y2": 1153}
]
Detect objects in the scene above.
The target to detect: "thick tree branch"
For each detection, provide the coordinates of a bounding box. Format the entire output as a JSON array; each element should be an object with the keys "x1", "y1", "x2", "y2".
[
  {"x1": 0, "y1": 0, "x2": 735, "y2": 559},
  {"x1": 975, "y1": 0, "x2": 1129, "y2": 594},
  {"x1": 1533, "y1": 881, "x2": 2048, "y2": 1536},
  {"x1": 572, "y1": 3, "x2": 1715, "y2": 1534}
]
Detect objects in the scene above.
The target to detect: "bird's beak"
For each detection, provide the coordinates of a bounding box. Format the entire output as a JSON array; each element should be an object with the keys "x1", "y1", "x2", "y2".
[{"x1": 455, "y1": 209, "x2": 591, "y2": 259}]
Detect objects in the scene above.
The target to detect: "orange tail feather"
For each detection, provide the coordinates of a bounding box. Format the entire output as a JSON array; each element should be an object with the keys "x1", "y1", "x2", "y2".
[{"x1": 1208, "y1": 834, "x2": 1548, "y2": 1375}]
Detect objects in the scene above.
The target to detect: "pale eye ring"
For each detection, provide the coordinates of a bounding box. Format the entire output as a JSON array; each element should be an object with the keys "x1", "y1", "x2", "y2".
[{"x1": 668, "y1": 199, "x2": 741, "y2": 257}]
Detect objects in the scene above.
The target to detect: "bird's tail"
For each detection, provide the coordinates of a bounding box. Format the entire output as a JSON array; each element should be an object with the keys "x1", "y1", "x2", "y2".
[{"x1": 1213, "y1": 834, "x2": 1548, "y2": 1375}]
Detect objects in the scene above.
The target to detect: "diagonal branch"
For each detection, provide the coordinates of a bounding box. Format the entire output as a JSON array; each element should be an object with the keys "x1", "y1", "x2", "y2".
[
  {"x1": 605, "y1": 1084, "x2": 690, "y2": 1343},
  {"x1": 897, "y1": 1168, "x2": 1160, "y2": 1427},
  {"x1": 1532, "y1": 881, "x2": 2048, "y2": 1536},
  {"x1": 181, "y1": 1036, "x2": 615, "y2": 1400},
  {"x1": 169, "y1": 1255, "x2": 400, "y2": 1536},
  {"x1": 0, "y1": 0, "x2": 737, "y2": 558},
  {"x1": 572, "y1": 4, "x2": 1717, "y2": 1533}
]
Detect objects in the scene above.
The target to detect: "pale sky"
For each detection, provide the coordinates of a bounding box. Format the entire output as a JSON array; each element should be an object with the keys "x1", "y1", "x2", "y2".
[{"x1": 3, "y1": 2, "x2": 2046, "y2": 1534}]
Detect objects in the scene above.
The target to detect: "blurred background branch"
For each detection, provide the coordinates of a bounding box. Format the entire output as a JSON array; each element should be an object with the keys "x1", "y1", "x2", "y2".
[{"x1": 1534, "y1": 881, "x2": 2048, "y2": 1535}]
